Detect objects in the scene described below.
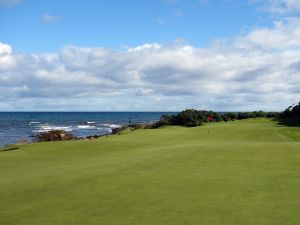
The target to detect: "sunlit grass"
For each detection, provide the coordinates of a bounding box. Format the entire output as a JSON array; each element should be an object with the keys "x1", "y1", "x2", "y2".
[{"x1": 0, "y1": 118, "x2": 299, "y2": 225}]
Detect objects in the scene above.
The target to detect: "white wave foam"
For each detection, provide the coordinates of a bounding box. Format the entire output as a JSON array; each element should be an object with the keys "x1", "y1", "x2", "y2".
[
  {"x1": 32, "y1": 123, "x2": 120, "y2": 134},
  {"x1": 110, "y1": 124, "x2": 122, "y2": 128},
  {"x1": 102, "y1": 124, "x2": 121, "y2": 128},
  {"x1": 97, "y1": 127, "x2": 111, "y2": 131},
  {"x1": 38, "y1": 125, "x2": 73, "y2": 132},
  {"x1": 29, "y1": 122, "x2": 41, "y2": 125},
  {"x1": 76, "y1": 125, "x2": 96, "y2": 129},
  {"x1": 86, "y1": 121, "x2": 95, "y2": 124}
]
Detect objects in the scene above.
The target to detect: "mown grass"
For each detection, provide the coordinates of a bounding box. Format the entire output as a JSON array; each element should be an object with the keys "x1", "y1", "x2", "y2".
[{"x1": 0, "y1": 118, "x2": 299, "y2": 225}]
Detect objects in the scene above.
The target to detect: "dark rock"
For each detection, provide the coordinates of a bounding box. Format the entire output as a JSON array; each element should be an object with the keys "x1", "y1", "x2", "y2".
[
  {"x1": 111, "y1": 127, "x2": 123, "y2": 134},
  {"x1": 111, "y1": 128, "x2": 118, "y2": 134},
  {"x1": 35, "y1": 130, "x2": 75, "y2": 142}
]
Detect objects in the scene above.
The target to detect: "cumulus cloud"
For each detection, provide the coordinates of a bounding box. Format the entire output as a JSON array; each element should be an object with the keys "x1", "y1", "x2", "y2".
[
  {"x1": 235, "y1": 18, "x2": 300, "y2": 50},
  {"x1": 1, "y1": 18, "x2": 300, "y2": 111},
  {"x1": 0, "y1": 42, "x2": 12, "y2": 54}
]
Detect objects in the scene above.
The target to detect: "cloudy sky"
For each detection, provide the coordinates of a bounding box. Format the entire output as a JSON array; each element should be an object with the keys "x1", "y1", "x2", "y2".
[{"x1": 0, "y1": 0, "x2": 300, "y2": 111}]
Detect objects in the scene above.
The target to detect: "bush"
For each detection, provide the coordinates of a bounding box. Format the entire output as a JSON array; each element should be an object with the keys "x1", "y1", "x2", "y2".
[
  {"x1": 154, "y1": 108, "x2": 280, "y2": 128},
  {"x1": 154, "y1": 109, "x2": 221, "y2": 127},
  {"x1": 281, "y1": 102, "x2": 300, "y2": 118},
  {"x1": 266, "y1": 112, "x2": 280, "y2": 118},
  {"x1": 224, "y1": 112, "x2": 238, "y2": 120}
]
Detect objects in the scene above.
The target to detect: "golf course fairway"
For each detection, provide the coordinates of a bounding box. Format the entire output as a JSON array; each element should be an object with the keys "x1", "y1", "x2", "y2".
[{"x1": 0, "y1": 118, "x2": 299, "y2": 225}]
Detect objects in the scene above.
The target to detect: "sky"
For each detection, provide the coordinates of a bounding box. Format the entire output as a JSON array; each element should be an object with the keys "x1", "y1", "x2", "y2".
[{"x1": 0, "y1": 0, "x2": 300, "y2": 111}]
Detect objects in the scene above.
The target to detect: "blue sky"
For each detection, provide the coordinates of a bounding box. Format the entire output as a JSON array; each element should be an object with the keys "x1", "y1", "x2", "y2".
[
  {"x1": 1, "y1": 0, "x2": 274, "y2": 53},
  {"x1": 0, "y1": 0, "x2": 300, "y2": 111}
]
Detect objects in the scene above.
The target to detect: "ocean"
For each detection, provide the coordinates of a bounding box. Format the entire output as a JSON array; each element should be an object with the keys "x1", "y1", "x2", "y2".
[{"x1": 0, "y1": 112, "x2": 176, "y2": 147}]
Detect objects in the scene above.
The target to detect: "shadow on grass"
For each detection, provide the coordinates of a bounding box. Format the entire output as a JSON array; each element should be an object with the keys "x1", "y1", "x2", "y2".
[
  {"x1": 273, "y1": 117, "x2": 300, "y2": 127},
  {"x1": 0, "y1": 145, "x2": 20, "y2": 152}
]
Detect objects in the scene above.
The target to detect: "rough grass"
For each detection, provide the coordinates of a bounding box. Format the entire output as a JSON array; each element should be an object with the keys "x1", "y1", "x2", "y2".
[{"x1": 0, "y1": 118, "x2": 299, "y2": 225}]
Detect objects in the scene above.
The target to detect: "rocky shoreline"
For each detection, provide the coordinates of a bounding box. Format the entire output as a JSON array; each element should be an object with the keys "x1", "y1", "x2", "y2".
[
  {"x1": 0, "y1": 123, "x2": 156, "y2": 149},
  {"x1": 1, "y1": 130, "x2": 114, "y2": 151},
  {"x1": 34, "y1": 130, "x2": 109, "y2": 142},
  {"x1": 33, "y1": 123, "x2": 155, "y2": 143}
]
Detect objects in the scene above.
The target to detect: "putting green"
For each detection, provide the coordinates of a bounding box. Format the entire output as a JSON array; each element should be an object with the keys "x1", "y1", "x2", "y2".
[{"x1": 0, "y1": 118, "x2": 299, "y2": 225}]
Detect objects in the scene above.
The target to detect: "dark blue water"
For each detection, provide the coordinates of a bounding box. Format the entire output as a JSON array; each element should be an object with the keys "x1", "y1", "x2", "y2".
[{"x1": 0, "y1": 112, "x2": 176, "y2": 147}]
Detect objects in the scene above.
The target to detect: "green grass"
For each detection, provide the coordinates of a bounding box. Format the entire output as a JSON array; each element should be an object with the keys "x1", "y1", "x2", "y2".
[{"x1": 0, "y1": 118, "x2": 299, "y2": 225}]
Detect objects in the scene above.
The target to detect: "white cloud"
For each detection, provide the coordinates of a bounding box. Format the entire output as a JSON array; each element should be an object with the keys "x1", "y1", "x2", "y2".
[
  {"x1": 1, "y1": 18, "x2": 300, "y2": 111},
  {"x1": 252, "y1": 0, "x2": 300, "y2": 13},
  {"x1": 0, "y1": 42, "x2": 12, "y2": 54},
  {"x1": 0, "y1": 42, "x2": 15, "y2": 70},
  {"x1": 269, "y1": 0, "x2": 300, "y2": 13},
  {"x1": 128, "y1": 43, "x2": 162, "y2": 52},
  {"x1": 42, "y1": 14, "x2": 61, "y2": 23},
  {"x1": 235, "y1": 18, "x2": 300, "y2": 49}
]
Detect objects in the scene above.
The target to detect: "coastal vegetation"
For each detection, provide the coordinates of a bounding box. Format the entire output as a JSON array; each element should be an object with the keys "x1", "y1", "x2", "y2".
[
  {"x1": 281, "y1": 102, "x2": 300, "y2": 118},
  {"x1": 153, "y1": 102, "x2": 299, "y2": 128},
  {"x1": 153, "y1": 109, "x2": 280, "y2": 127}
]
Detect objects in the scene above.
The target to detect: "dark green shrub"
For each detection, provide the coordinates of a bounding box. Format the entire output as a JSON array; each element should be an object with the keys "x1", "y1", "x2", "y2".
[{"x1": 281, "y1": 102, "x2": 300, "y2": 118}]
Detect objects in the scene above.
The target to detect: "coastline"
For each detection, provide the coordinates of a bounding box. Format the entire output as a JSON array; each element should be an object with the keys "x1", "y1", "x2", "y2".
[
  {"x1": 0, "y1": 112, "x2": 174, "y2": 147},
  {"x1": 0, "y1": 122, "x2": 156, "y2": 149}
]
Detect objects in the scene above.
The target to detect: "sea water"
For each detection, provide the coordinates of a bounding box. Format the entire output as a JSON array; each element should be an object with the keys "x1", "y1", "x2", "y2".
[{"x1": 0, "y1": 112, "x2": 176, "y2": 147}]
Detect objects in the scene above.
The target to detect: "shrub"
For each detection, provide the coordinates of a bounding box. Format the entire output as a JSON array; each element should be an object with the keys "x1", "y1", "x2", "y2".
[
  {"x1": 154, "y1": 108, "x2": 281, "y2": 128},
  {"x1": 281, "y1": 102, "x2": 300, "y2": 118},
  {"x1": 154, "y1": 109, "x2": 221, "y2": 127}
]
